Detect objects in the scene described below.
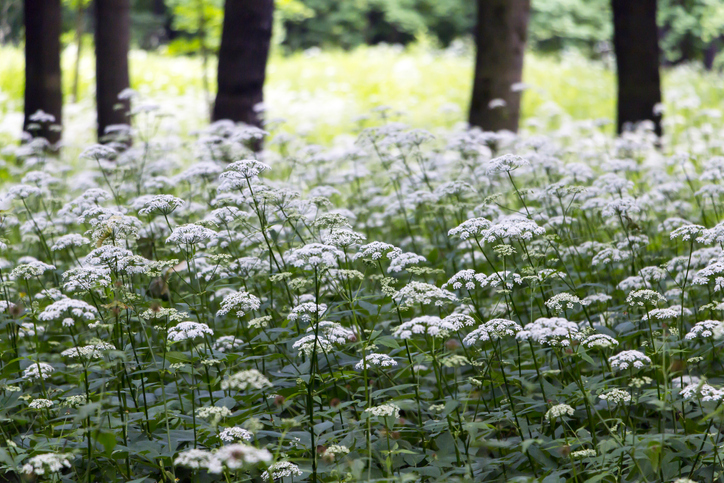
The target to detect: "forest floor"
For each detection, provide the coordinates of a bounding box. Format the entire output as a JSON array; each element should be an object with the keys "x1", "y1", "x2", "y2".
[{"x1": 1, "y1": 43, "x2": 723, "y2": 147}]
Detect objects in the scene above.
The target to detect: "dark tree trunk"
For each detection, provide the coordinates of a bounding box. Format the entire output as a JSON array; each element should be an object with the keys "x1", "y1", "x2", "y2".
[
  {"x1": 95, "y1": 0, "x2": 131, "y2": 140},
  {"x1": 612, "y1": 0, "x2": 662, "y2": 136},
  {"x1": 213, "y1": 0, "x2": 274, "y2": 128},
  {"x1": 704, "y1": 40, "x2": 718, "y2": 71},
  {"x1": 469, "y1": 0, "x2": 530, "y2": 133},
  {"x1": 24, "y1": 0, "x2": 63, "y2": 143}
]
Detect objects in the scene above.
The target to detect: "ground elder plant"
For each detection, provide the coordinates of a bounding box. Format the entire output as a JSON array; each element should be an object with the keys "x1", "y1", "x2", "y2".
[{"x1": 6, "y1": 107, "x2": 724, "y2": 483}]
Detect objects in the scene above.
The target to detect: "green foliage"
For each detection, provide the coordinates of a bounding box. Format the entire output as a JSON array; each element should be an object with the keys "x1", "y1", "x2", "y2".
[
  {"x1": 528, "y1": 0, "x2": 612, "y2": 54},
  {"x1": 280, "y1": 0, "x2": 475, "y2": 50},
  {"x1": 657, "y1": 0, "x2": 724, "y2": 64}
]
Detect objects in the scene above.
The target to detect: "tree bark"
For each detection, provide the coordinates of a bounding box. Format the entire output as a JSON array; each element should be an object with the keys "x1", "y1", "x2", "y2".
[
  {"x1": 612, "y1": 0, "x2": 662, "y2": 136},
  {"x1": 213, "y1": 0, "x2": 274, "y2": 128},
  {"x1": 469, "y1": 0, "x2": 530, "y2": 133},
  {"x1": 94, "y1": 0, "x2": 131, "y2": 140},
  {"x1": 24, "y1": 0, "x2": 63, "y2": 143}
]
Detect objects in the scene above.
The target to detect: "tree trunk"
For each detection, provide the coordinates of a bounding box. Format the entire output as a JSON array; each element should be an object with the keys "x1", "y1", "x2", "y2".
[
  {"x1": 71, "y1": 0, "x2": 85, "y2": 103},
  {"x1": 94, "y1": 0, "x2": 131, "y2": 140},
  {"x1": 24, "y1": 0, "x2": 63, "y2": 144},
  {"x1": 469, "y1": 0, "x2": 530, "y2": 133},
  {"x1": 612, "y1": 0, "x2": 662, "y2": 136},
  {"x1": 213, "y1": 0, "x2": 274, "y2": 128}
]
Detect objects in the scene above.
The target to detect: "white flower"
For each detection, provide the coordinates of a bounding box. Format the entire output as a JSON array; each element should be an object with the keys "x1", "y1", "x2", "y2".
[
  {"x1": 598, "y1": 388, "x2": 631, "y2": 404},
  {"x1": 166, "y1": 224, "x2": 217, "y2": 246},
  {"x1": 262, "y1": 461, "x2": 303, "y2": 481},
  {"x1": 167, "y1": 321, "x2": 214, "y2": 342},
  {"x1": 23, "y1": 362, "x2": 54, "y2": 380},
  {"x1": 286, "y1": 243, "x2": 343, "y2": 269},
  {"x1": 486, "y1": 154, "x2": 529, "y2": 174},
  {"x1": 213, "y1": 336, "x2": 245, "y2": 353},
  {"x1": 387, "y1": 252, "x2": 426, "y2": 273},
  {"x1": 38, "y1": 298, "x2": 98, "y2": 322},
  {"x1": 392, "y1": 281, "x2": 457, "y2": 308},
  {"x1": 393, "y1": 315, "x2": 459, "y2": 339},
  {"x1": 50, "y1": 234, "x2": 90, "y2": 251},
  {"x1": 355, "y1": 353, "x2": 397, "y2": 370},
  {"x1": 308, "y1": 321, "x2": 355, "y2": 344},
  {"x1": 516, "y1": 317, "x2": 582, "y2": 346},
  {"x1": 221, "y1": 369, "x2": 272, "y2": 391},
  {"x1": 670, "y1": 224, "x2": 705, "y2": 241},
  {"x1": 219, "y1": 427, "x2": 253, "y2": 443},
  {"x1": 173, "y1": 449, "x2": 215, "y2": 471},
  {"x1": 11, "y1": 261, "x2": 55, "y2": 280},
  {"x1": 216, "y1": 291, "x2": 261, "y2": 318},
  {"x1": 545, "y1": 404, "x2": 574, "y2": 421},
  {"x1": 545, "y1": 293, "x2": 584, "y2": 313},
  {"x1": 62, "y1": 266, "x2": 112, "y2": 292},
  {"x1": 322, "y1": 228, "x2": 366, "y2": 248},
  {"x1": 448, "y1": 218, "x2": 493, "y2": 240},
  {"x1": 21, "y1": 453, "x2": 71, "y2": 475},
  {"x1": 354, "y1": 241, "x2": 402, "y2": 261},
  {"x1": 28, "y1": 398, "x2": 54, "y2": 409},
  {"x1": 293, "y1": 334, "x2": 333, "y2": 356},
  {"x1": 365, "y1": 403, "x2": 400, "y2": 418},
  {"x1": 138, "y1": 194, "x2": 185, "y2": 216},
  {"x1": 608, "y1": 350, "x2": 651, "y2": 371},
  {"x1": 680, "y1": 383, "x2": 724, "y2": 402},
  {"x1": 685, "y1": 320, "x2": 722, "y2": 340},
  {"x1": 288, "y1": 302, "x2": 327, "y2": 324},
  {"x1": 212, "y1": 444, "x2": 272, "y2": 472},
  {"x1": 582, "y1": 334, "x2": 619, "y2": 349}
]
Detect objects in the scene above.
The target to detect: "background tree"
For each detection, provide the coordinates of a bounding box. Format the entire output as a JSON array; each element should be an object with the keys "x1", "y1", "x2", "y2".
[
  {"x1": 213, "y1": 0, "x2": 274, "y2": 127},
  {"x1": 24, "y1": 0, "x2": 63, "y2": 143},
  {"x1": 95, "y1": 0, "x2": 131, "y2": 140},
  {"x1": 468, "y1": 0, "x2": 531, "y2": 133},
  {"x1": 612, "y1": 0, "x2": 662, "y2": 135}
]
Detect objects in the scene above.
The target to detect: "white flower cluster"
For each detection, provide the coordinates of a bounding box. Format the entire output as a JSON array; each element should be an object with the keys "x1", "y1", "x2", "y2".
[
  {"x1": 138, "y1": 194, "x2": 185, "y2": 215},
  {"x1": 365, "y1": 403, "x2": 400, "y2": 418},
  {"x1": 608, "y1": 350, "x2": 651, "y2": 371},
  {"x1": 685, "y1": 320, "x2": 722, "y2": 340},
  {"x1": 582, "y1": 334, "x2": 619, "y2": 349},
  {"x1": 216, "y1": 290, "x2": 261, "y2": 318},
  {"x1": 219, "y1": 426, "x2": 253, "y2": 443},
  {"x1": 221, "y1": 369, "x2": 272, "y2": 391},
  {"x1": 516, "y1": 317, "x2": 582, "y2": 346},
  {"x1": 38, "y1": 298, "x2": 99, "y2": 322},
  {"x1": 287, "y1": 243, "x2": 344, "y2": 269},
  {"x1": 355, "y1": 353, "x2": 397, "y2": 370},
  {"x1": 23, "y1": 362, "x2": 54, "y2": 380},
  {"x1": 598, "y1": 388, "x2": 632, "y2": 404},
  {"x1": 174, "y1": 444, "x2": 272, "y2": 474},
  {"x1": 167, "y1": 321, "x2": 214, "y2": 342},
  {"x1": 392, "y1": 281, "x2": 457, "y2": 308},
  {"x1": 213, "y1": 335, "x2": 245, "y2": 353},
  {"x1": 21, "y1": 453, "x2": 72, "y2": 476},
  {"x1": 393, "y1": 315, "x2": 459, "y2": 339},
  {"x1": 28, "y1": 398, "x2": 54, "y2": 409},
  {"x1": 288, "y1": 302, "x2": 327, "y2": 323},
  {"x1": 463, "y1": 319, "x2": 522, "y2": 346},
  {"x1": 545, "y1": 404, "x2": 574, "y2": 421},
  {"x1": 261, "y1": 461, "x2": 303, "y2": 481}
]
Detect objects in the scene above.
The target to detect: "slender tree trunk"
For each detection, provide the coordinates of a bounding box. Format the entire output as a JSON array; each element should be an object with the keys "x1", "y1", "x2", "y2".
[
  {"x1": 72, "y1": 0, "x2": 85, "y2": 103},
  {"x1": 213, "y1": 0, "x2": 273, "y2": 128},
  {"x1": 704, "y1": 40, "x2": 719, "y2": 71},
  {"x1": 94, "y1": 0, "x2": 131, "y2": 140},
  {"x1": 469, "y1": 0, "x2": 530, "y2": 133},
  {"x1": 196, "y1": 0, "x2": 211, "y2": 119},
  {"x1": 612, "y1": 0, "x2": 662, "y2": 136},
  {"x1": 24, "y1": 0, "x2": 63, "y2": 143}
]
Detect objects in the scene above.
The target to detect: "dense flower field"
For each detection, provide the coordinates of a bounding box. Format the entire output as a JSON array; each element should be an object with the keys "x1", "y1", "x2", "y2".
[{"x1": 2, "y1": 101, "x2": 724, "y2": 483}]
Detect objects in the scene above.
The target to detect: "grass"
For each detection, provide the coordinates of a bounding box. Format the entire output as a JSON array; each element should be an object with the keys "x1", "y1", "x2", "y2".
[{"x1": 1, "y1": 42, "x2": 724, "y2": 145}]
